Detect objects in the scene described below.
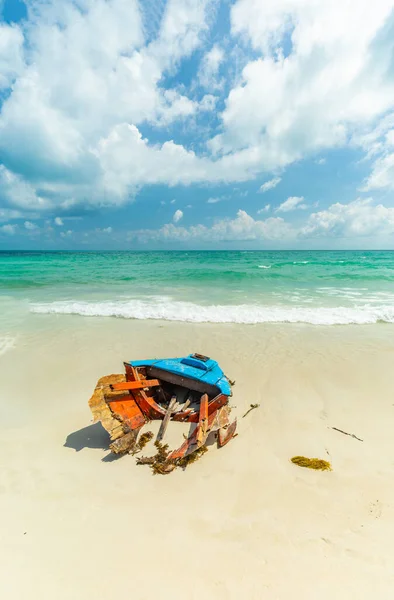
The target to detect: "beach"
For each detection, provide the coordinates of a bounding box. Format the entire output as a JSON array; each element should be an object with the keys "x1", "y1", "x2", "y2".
[{"x1": 1, "y1": 312, "x2": 394, "y2": 599}]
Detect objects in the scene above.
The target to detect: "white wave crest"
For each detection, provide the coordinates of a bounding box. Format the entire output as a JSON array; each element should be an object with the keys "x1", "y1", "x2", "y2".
[
  {"x1": 30, "y1": 299, "x2": 394, "y2": 325},
  {"x1": 258, "y1": 264, "x2": 271, "y2": 269},
  {"x1": 0, "y1": 336, "x2": 16, "y2": 357}
]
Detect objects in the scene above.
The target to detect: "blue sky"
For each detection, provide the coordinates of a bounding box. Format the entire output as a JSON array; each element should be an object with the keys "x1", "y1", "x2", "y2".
[{"x1": 1, "y1": 0, "x2": 394, "y2": 249}]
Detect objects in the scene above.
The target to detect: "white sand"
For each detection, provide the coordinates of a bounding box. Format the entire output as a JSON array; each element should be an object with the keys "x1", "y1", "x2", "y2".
[{"x1": 1, "y1": 315, "x2": 394, "y2": 599}]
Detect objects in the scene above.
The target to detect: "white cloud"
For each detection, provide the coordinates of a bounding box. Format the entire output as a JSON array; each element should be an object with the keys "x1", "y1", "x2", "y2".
[
  {"x1": 198, "y1": 44, "x2": 224, "y2": 89},
  {"x1": 170, "y1": 199, "x2": 176, "y2": 204},
  {"x1": 95, "y1": 226, "x2": 113, "y2": 234},
  {"x1": 1, "y1": 0, "x2": 394, "y2": 213},
  {"x1": 0, "y1": 208, "x2": 24, "y2": 222},
  {"x1": 24, "y1": 221, "x2": 38, "y2": 230},
  {"x1": 60, "y1": 230, "x2": 73, "y2": 238},
  {"x1": 212, "y1": 1, "x2": 394, "y2": 161},
  {"x1": 128, "y1": 198, "x2": 394, "y2": 245},
  {"x1": 199, "y1": 94, "x2": 218, "y2": 112},
  {"x1": 0, "y1": 24, "x2": 24, "y2": 89},
  {"x1": 173, "y1": 209, "x2": 183, "y2": 223},
  {"x1": 257, "y1": 204, "x2": 271, "y2": 214},
  {"x1": 259, "y1": 177, "x2": 281, "y2": 193},
  {"x1": 276, "y1": 196, "x2": 307, "y2": 212},
  {"x1": 0, "y1": 165, "x2": 50, "y2": 210},
  {"x1": 54, "y1": 217, "x2": 63, "y2": 226},
  {"x1": 0, "y1": 224, "x2": 17, "y2": 235},
  {"x1": 316, "y1": 158, "x2": 326, "y2": 165},
  {"x1": 207, "y1": 197, "x2": 221, "y2": 204},
  {"x1": 302, "y1": 198, "x2": 394, "y2": 237},
  {"x1": 0, "y1": 0, "x2": 217, "y2": 208},
  {"x1": 130, "y1": 209, "x2": 293, "y2": 243},
  {"x1": 362, "y1": 152, "x2": 394, "y2": 191}
]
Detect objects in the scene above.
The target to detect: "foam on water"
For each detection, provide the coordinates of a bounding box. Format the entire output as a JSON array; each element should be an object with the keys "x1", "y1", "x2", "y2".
[{"x1": 30, "y1": 299, "x2": 394, "y2": 325}]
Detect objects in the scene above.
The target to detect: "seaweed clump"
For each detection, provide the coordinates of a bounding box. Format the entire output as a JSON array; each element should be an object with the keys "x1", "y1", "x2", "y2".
[
  {"x1": 131, "y1": 431, "x2": 154, "y2": 455},
  {"x1": 136, "y1": 441, "x2": 208, "y2": 475},
  {"x1": 136, "y1": 440, "x2": 175, "y2": 475},
  {"x1": 176, "y1": 446, "x2": 208, "y2": 468},
  {"x1": 291, "y1": 456, "x2": 332, "y2": 471}
]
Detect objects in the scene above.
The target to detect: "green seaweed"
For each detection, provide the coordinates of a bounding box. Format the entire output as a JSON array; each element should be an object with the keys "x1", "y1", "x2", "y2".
[
  {"x1": 291, "y1": 456, "x2": 332, "y2": 471},
  {"x1": 176, "y1": 446, "x2": 208, "y2": 469}
]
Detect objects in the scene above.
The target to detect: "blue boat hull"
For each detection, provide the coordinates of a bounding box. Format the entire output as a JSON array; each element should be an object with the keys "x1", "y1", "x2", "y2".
[{"x1": 129, "y1": 353, "x2": 232, "y2": 398}]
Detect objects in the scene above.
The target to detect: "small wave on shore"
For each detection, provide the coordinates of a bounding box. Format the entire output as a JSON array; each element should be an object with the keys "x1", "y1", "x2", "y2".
[
  {"x1": 30, "y1": 299, "x2": 394, "y2": 325},
  {"x1": 0, "y1": 336, "x2": 16, "y2": 357}
]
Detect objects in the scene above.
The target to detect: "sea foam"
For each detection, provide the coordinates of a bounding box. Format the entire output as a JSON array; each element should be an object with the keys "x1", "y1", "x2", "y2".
[{"x1": 30, "y1": 299, "x2": 394, "y2": 325}]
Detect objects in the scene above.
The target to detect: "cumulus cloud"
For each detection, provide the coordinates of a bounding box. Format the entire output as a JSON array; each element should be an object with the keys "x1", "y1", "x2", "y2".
[
  {"x1": 0, "y1": 24, "x2": 24, "y2": 89},
  {"x1": 259, "y1": 177, "x2": 281, "y2": 193},
  {"x1": 130, "y1": 209, "x2": 293, "y2": 243},
  {"x1": 0, "y1": 224, "x2": 18, "y2": 235},
  {"x1": 362, "y1": 152, "x2": 394, "y2": 191},
  {"x1": 276, "y1": 196, "x2": 307, "y2": 212},
  {"x1": 257, "y1": 204, "x2": 271, "y2": 214},
  {"x1": 302, "y1": 198, "x2": 394, "y2": 238},
  {"x1": 212, "y1": 1, "x2": 394, "y2": 161},
  {"x1": 127, "y1": 198, "x2": 394, "y2": 245},
  {"x1": 54, "y1": 217, "x2": 63, "y2": 226},
  {"x1": 173, "y1": 209, "x2": 183, "y2": 223},
  {"x1": 1, "y1": 0, "x2": 394, "y2": 214},
  {"x1": 24, "y1": 221, "x2": 38, "y2": 230},
  {"x1": 198, "y1": 44, "x2": 224, "y2": 89},
  {"x1": 207, "y1": 197, "x2": 221, "y2": 204}
]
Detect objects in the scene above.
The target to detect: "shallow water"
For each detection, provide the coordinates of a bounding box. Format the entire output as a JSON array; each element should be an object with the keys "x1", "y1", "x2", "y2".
[{"x1": 1, "y1": 250, "x2": 394, "y2": 325}]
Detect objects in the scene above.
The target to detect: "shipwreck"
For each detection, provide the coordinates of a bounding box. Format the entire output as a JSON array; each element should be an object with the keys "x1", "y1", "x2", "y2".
[{"x1": 89, "y1": 353, "x2": 237, "y2": 474}]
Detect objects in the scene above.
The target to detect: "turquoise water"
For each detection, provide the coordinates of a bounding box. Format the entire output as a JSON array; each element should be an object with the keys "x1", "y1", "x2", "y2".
[{"x1": 1, "y1": 250, "x2": 394, "y2": 325}]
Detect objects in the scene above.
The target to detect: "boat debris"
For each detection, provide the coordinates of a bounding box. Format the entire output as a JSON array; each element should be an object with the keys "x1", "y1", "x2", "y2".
[
  {"x1": 242, "y1": 403, "x2": 260, "y2": 418},
  {"x1": 88, "y1": 353, "x2": 237, "y2": 474},
  {"x1": 331, "y1": 427, "x2": 363, "y2": 442}
]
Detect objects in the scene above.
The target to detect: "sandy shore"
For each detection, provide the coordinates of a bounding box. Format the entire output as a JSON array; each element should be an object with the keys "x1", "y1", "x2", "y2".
[{"x1": 1, "y1": 315, "x2": 394, "y2": 599}]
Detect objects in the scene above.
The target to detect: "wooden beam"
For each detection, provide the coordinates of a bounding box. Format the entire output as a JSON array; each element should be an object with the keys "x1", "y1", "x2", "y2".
[
  {"x1": 196, "y1": 393, "x2": 209, "y2": 448},
  {"x1": 156, "y1": 396, "x2": 177, "y2": 442},
  {"x1": 109, "y1": 379, "x2": 160, "y2": 392}
]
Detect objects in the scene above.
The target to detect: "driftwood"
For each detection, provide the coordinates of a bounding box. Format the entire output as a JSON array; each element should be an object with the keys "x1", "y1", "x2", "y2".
[
  {"x1": 156, "y1": 396, "x2": 177, "y2": 442},
  {"x1": 331, "y1": 427, "x2": 363, "y2": 442},
  {"x1": 88, "y1": 374, "x2": 128, "y2": 443},
  {"x1": 110, "y1": 430, "x2": 140, "y2": 454},
  {"x1": 242, "y1": 403, "x2": 260, "y2": 418}
]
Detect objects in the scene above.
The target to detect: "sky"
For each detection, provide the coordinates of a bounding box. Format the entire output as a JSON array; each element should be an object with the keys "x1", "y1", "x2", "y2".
[{"x1": 1, "y1": 0, "x2": 394, "y2": 250}]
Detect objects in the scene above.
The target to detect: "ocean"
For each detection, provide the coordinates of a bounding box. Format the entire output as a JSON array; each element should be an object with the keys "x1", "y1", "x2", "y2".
[{"x1": 1, "y1": 250, "x2": 394, "y2": 330}]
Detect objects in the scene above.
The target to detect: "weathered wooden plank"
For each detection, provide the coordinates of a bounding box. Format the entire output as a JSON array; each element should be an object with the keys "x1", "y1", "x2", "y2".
[
  {"x1": 156, "y1": 396, "x2": 177, "y2": 442},
  {"x1": 218, "y1": 418, "x2": 237, "y2": 447},
  {"x1": 196, "y1": 393, "x2": 209, "y2": 448},
  {"x1": 109, "y1": 379, "x2": 160, "y2": 392}
]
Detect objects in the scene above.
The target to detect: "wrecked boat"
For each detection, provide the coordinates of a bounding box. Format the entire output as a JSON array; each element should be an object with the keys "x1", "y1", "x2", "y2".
[{"x1": 89, "y1": 353, "x2": 237, "y2": 473}]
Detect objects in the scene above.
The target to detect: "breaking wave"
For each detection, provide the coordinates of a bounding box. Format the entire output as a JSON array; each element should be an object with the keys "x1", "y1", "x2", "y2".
[{"x1": 30, "y1": 299, "x2": 394, "y2": 325}]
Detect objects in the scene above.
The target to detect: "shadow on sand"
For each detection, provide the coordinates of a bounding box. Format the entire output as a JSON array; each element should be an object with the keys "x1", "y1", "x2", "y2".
[{"x1": 64, "y1": 422, "x2": 110, "y2": 452}]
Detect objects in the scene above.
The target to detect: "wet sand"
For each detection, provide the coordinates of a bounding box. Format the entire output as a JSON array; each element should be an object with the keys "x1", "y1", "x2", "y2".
[{"x1": 1, "y1": 316, "x2": 394, "y2": 599}]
